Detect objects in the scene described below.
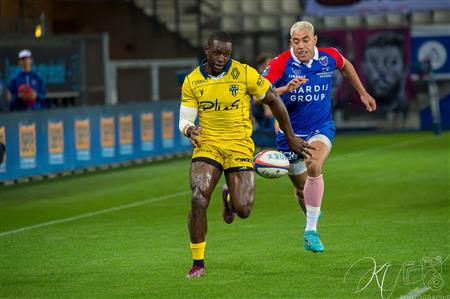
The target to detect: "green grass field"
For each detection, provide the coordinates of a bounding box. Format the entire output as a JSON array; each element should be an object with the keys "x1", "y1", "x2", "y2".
[{"x1": 1, "y1": 132, "x2": 449, "y2": 299}]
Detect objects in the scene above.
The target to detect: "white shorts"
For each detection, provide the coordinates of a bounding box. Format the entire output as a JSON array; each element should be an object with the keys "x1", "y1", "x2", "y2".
[{"x1": 288, "y1": 134, "x2": 332, "y2": 176}]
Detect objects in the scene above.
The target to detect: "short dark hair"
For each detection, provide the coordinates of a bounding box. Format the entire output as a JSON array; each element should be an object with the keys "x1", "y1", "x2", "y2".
[{"x1": 207, "y1": 31, "x2": 232, "y2": 46}]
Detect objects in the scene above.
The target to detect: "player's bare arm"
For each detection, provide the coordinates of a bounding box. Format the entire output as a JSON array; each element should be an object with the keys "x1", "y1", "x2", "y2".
[
  {"x1": 261, "y1": 87, "x2": 315, "y2": 156},
  {"x1": 179, "y1": 104, "x2": 201, "y2": 147},
  {"x1": 340, "y1": 58, "x2": 377, "y2": 112},
  {"x1": 275, "y1": 77, "x2": 308, "y2": 96}
]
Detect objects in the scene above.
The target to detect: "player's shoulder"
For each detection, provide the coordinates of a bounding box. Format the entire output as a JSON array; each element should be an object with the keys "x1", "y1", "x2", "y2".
[
  {"x1": 183, "y1": 66, "x2": 205, "y2": 87},
  {"x1": 270, "y1": 49, "x2": 292, "y2": 67},
  {"x1": 229, "y1": 59, "x2": 249, "y2": 72},
  {"x1": 318, "y1": 47, "x2": 345, "y2": 68}
]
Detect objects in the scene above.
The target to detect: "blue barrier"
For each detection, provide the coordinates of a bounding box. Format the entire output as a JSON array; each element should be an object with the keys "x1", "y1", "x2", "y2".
[{"x1": 0, "y1": 101, "x2": 191, "y2": 182}]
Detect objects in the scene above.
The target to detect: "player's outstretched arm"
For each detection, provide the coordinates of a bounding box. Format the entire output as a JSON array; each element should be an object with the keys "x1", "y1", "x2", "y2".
[
  {"x1": 261, "y1": 87, "x2": 315, "y2": 157},
  {"x1": 341, "y1": 58, "x2": 377, "y2": 112}
]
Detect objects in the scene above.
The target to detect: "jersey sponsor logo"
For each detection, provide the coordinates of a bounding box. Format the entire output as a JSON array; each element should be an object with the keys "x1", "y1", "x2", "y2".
[
  {"x1": 191, "y1": 79, "x2": 206, "y2": 86},
  {"x1": 292, "y1": 68, "x2": 301, "y2": 76},
  {"x1": 289, "y1": 84, "x2": 329, "y2": 102},
  {"x1": 231, "y1": 68, "x2": 240, "y2": 79},
  {"x1": 229, "y1": 84, "x2": 239, "y2": 96},
  {"x1": 199, "y1": 99, "x2": 240, "y2": 111},
  {"x1": 317, "y1": 67, "x2": 334, "y2": 78},
  {"x1": 319, "y1": 56, "x2": 328, "y2": 66},
  {"x1": 256, "y1": 75, "x2": 264, "y2": 86}
]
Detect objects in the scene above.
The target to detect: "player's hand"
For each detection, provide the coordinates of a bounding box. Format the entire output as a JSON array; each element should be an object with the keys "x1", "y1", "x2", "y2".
[
  {"x1": 286, "y1": 77, "x2": 308, "y2": 92},
  {"x1": 286, "y1": 136, "x2": 316, "y2": 158},
  {"x1": 360, "y1": 93, "x2": 377, "y2": 112},
  {"x1": 188, "y1": 126, "x2": 201, "y2": 148}
]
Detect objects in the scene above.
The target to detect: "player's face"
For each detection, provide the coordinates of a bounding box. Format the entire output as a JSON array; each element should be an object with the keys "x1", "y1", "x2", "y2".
[
  {"x1": 205, "y1": 40, "x2": 232, "y2": 75},
  {"x1": 290, "y1": 29, "x2": 317, "y2": 63},
  {"x1": 19, "y1": 57, "x2": 32, "y2": 72},
  {"x1": 363, "y1": 46, "x2": 404, "y2": 97}
]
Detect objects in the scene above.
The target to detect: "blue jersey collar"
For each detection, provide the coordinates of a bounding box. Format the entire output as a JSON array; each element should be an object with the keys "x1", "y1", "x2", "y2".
[{"x1": 199, "y1": 59, "x2": 232, "y2": 79}]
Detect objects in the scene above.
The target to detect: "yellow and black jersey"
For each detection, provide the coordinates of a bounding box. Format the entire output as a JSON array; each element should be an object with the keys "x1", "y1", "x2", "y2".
[{"x1": 181, "y1": 59, "x2": 271, "y2": 147}]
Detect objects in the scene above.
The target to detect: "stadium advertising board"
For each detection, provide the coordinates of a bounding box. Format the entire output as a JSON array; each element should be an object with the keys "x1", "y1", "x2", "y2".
[
  {"x1": 48, "y1": 120, "x2": 64, "y2": 165},
  {"x1": 100, "y1": 116, "x2": 115, "y2": 158},
  {"x1": 75, "y1": 119, "x2": 91, "y2": 161},
  {"x1": 140, "y1": 112, "x2": 154, "y2": 151},
  {"x1": 305, "y1": 0, "x2": 450, "y2": 16},
  {"x1": 412, "y1": 26, "x2": 450, "y2": 80},
  {"x1": 19, "y1": 122, "x2": 36, "y2": 169},
  {"x1": 162, "y1": 111, "x2": 174, "y2": 148},
  {"x1": 0, "y1": 126, "x2": 5, "y2": 173},
  {"x1": 0, "y1": 101, "x2": 191, "y2": 182},
  {"x1": 119, "y1": 115, "x2": 133, "y2": 155}
]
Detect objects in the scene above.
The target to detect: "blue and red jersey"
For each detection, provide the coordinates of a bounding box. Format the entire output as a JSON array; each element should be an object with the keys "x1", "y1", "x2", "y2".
[{"x1": 263, "y1": 47, "x2": 344, "y2": 137}]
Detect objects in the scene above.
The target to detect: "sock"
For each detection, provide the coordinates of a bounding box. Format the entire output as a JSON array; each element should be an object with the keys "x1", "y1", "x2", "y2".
[
  {"x1": 190, "y1": 241, "x2": 206, "y2": 265},
  {"x1": 304, "y1": 174, "x2": 324, "y2": 231}
]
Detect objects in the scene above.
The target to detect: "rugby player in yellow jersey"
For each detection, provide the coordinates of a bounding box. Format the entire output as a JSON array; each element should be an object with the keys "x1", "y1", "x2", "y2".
[{"x1": 179, "y1": 32, "x2": 313, "y2": 279}]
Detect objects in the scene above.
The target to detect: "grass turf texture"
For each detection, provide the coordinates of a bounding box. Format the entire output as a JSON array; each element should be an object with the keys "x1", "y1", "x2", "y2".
[{"x1": 1, "y1": 132, "x2": 449, "y2": 298}]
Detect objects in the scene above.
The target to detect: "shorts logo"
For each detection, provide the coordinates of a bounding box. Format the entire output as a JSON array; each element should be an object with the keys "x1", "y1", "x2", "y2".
[
  {"x1": 229, "y1": 84, "x2": 239, "y2": 96},
  {"x1": 319, "y1": 56, "x2": 328, "y2": 66},
  {"x1": 235, "y1": 157, "x2": 252, "y2": 162},
  {"x1": 231, "y1": 68, "x2": 240, "y2": 79}
]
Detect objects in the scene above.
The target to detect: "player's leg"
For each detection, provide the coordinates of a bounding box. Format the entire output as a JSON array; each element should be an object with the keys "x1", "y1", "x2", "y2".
[
  {"x1": 289, "y1": 172, "x2": 308, "y2": 214},
  {"x1": 303, "y1": 136, "x2": 331, "y2": 253},
  {"x1": 224, "y1": 169, "x2": 256, "y2": 219},
  {"x1": 187, "y1": 158, "x2": 222, "y2": 278}
]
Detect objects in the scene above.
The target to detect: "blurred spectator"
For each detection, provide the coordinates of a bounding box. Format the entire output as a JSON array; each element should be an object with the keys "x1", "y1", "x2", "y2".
[
  {"x1": 362, "y1": 33, "x2": 408, "y2": 122},
  {"x1": 7, "y1": 49, "x2": 46, "y2": 111}
]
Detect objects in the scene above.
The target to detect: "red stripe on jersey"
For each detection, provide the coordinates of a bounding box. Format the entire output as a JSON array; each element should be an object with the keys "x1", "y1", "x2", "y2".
[
  {"x1": 264, "y1": 49, "x2": 291, "y2": 84},
  {"x1": 319, "y1": 47, "x2": 345, "y2": 70}
]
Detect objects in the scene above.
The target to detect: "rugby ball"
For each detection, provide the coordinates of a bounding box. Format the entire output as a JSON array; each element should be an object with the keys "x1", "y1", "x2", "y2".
[{"x1": 253, "y1": 150, "x2": 289, "y2": 179}]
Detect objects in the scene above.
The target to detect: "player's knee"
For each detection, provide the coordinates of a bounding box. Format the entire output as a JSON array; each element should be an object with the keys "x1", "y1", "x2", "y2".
[
  {"x1": 191, "y1": 186, "x2": 209, "y2": 212},
  {"x1": 235, "y1": 200, "x2": 253, "y2": 218},
  {"x1": 306, "y1": 158, "x2": 322, "y2": 176}
]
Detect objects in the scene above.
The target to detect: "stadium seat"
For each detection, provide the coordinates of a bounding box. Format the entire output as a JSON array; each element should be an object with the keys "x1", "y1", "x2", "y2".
[
  {"x1": 261, "y1": 0, "x2": 278, "y2": 13},
  {"x1": 433, "y1": 10, "x2": 450, "y2": 24},
  {"x1": 281, "y1": 16, "x2": 297, "y2": 32},
  {"x1": 221, "y1": 1, "x2": 240, "y2": 14},
  {"x1": 323, "y1": 16, "x2": 345, "y2": 29},
  {"x1": 365, "y1": 14, "x2": 386, "y2": 28},
  {"x1": 281, "y1": 0, "x2": 301, "y2": 14},
  {"x1": 344, "y1": 15, "x2": 363, "y2": 28},
  {"x1": 222, "y1": 16, "x2": 241, "y2": 32},
  {"x1": 411, "y1": 11, "x2": 433, "y2": 24},
  {"x1": 386, "y1": 13, "x2": 406, "y2": 26},
  {"x1": 243, "y1": 17, "x2": 259, "y2": 32},
  {"x1": 259, "y1": 16, "x2": 279, "y2": 31},
  {"x1": 242, "y1": 0, "x2": 260, "y2": 14}
]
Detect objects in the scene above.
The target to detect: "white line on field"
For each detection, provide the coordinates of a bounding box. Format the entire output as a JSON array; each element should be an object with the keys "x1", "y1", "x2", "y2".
[
  {"x1": 0, "y1": 135, "x2": 439, "y2": 237},
  {"x1": 399, "y1": 287, "x2": 430, "y2": 299},
  {"x1": 0, "y1": 190, "x2": 190, "y2": 237}
]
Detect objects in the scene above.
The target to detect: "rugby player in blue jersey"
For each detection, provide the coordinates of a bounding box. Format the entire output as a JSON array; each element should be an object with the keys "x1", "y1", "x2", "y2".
[{"x1": 264, "y1": 21, "x2": 377, "y2": 253}]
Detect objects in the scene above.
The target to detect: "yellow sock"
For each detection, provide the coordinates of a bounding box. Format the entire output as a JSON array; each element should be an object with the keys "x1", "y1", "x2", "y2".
[{"x1": 190, "y1": 241, "x2": 206, "y2": 260}]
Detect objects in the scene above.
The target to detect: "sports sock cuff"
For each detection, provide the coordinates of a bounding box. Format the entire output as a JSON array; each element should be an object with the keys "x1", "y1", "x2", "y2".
[
  {"x1": 190, "y1": 241, "x2": 206, "y2": 260},
  {"x1": 307, "y1": 174, "x2": 323, "y2": 180}
]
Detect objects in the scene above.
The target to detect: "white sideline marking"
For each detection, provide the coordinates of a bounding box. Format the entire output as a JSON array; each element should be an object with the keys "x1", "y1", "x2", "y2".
[
  {"x1": 0, "y1": 135, "x2": 438, "y2": 237},
  {"x1": 399, "y1": 287, "x2": 430, "y2": 299},
  {"x1": 0, "y1": 191, "x2": 190, "y2": 237}
]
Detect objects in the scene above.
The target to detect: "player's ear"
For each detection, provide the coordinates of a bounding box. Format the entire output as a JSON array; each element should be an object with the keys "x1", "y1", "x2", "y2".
[{"x1": 313, "y1": 35, "x2": 318, "y2": 45}]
